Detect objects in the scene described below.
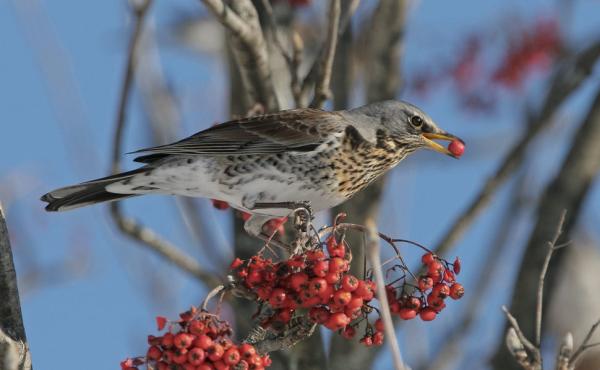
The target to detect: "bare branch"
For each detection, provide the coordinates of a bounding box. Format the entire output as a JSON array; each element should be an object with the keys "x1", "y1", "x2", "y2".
[
  {"x1": 366, "y1": 220, "x2": 409, "y2": 370},
  {"x1": 108, "y1": 0, "x2": 220, "y2": 287},
  {"x1": 535, "y1": 210, "x2": 567, "y2": 347},
  {"x1": 200, "y1": 0, "x2": 278, "y2": 111},
  {"x1": 570, "y1": 318, "x2": 600, "y2": 366},
  {"x1": 310, "y1": 0, "x2": 341, "y2": 108},
  {"x1": 434, "y1": 40, "x2": 600, "y2": 257},
  {"x1": 502, "y1": 306, "x2": 539, "y2": 358},
  {"x1": 0, "y1": 205, "x2": 32, "y2": 370}
]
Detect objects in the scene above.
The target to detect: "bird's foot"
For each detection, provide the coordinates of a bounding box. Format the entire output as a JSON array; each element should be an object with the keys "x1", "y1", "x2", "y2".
[{"x1": 253, "y1": 201, "x2": 313, "y2": 234}]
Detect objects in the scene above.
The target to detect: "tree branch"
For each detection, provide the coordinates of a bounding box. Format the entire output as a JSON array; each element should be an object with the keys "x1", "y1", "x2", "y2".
[
  {"x1": 309, "y1": 0, "x2": 341, "y2": 109},
  {"x1": 200, "y1": 0, "x2": 279, "y2": 111},
  {"x1": 0, "y1": 204, "x2": 32, "y2": 370}
]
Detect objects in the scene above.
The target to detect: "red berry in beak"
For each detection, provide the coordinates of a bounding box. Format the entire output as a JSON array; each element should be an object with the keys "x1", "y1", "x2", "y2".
[{"x1": 448, "y1": 139, "x2": 465, "y2": 157}]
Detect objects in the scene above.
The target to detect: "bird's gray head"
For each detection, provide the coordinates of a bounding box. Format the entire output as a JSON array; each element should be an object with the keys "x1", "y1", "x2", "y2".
[{"x1": 348, "y1": 100, "x2": 464, "y2": 157}]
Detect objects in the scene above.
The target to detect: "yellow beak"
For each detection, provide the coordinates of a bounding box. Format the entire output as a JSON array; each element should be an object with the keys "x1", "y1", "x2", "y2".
[{"x1": 421, "y1": 132, "x2": 463, "y2": 158}]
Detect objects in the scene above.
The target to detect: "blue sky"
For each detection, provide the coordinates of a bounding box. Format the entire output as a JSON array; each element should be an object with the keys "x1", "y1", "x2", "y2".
[{"x1": 1, "y1": 1, "x2": 600, "y2": 369}]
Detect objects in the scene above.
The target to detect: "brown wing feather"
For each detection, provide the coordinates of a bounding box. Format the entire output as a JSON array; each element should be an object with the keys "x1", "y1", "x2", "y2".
[{"x1": 131, "y1": 109, "x2": 345, "y2": 158}]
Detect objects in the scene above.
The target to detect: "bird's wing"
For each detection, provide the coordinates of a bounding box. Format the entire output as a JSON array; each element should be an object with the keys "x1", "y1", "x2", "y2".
[{"x1": 131, "y1": 109, "x2": 346, "y2": 160}]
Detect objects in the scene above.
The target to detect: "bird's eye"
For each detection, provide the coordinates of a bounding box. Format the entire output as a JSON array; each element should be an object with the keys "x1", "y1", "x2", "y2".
[{"x1": 411, "y1": 116, "x2": 423, "y2": 128}]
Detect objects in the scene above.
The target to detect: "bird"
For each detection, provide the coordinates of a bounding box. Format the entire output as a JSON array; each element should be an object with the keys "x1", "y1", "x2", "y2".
[{"x1": 41, "y1": 100, "x2": 464, "y2": 236}]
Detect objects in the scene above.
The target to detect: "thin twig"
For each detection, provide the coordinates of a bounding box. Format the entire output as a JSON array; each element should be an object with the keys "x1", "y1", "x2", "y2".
[
  {"x1": 570, "y1": 318, "x2": 600, "y2": 365},
  {"x1": 366, "y1": 220, "x2": 409, "y2": 370},
  {"x1": 501, "y1": 306, "x2": 539, "y2": 356},
  {"x1": 535, "y1": 210, "x2": 567, "y2": 347},
  {"x1": 108, "y1": 0, "x2": 220, "y2": 287},
  {"x1": 309, "y1": 0, "x2": 341, "y2": 109}
]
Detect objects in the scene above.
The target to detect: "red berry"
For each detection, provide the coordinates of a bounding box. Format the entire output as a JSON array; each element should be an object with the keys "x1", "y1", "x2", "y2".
[
  {"x1": 224, "y1": 347, "x2": 241, "y2": 366},
  {"x1": 398, "y1": 308, "x2": 417, "y2": 320},
  {"x1": 161, "y1": 333, "x2": 174, "y2": 348},
  {"x1": 421, "y1": 252, "x2": 436, "y2": 265},
  {"x1": 312, "y1": 260, "x2": 329, "y2": 277},
  {"x1": 346, "y1": 296, "x2": 364, "y2": 310},
  {"x1": 268, "y1": 288, "x2": 287, "y2": 308},
  {"x1": 197, "y1": 364, "x2": 213, "y2": 370},
  {"x1": 427, "y1": 294, "x2": 446, "y2": 312},
  {"x1": 418, "y1": 276, "x2": 434, "y2": 291},
  {"x1": 307, "y1": 250, "x2": 325, "y2": 261},
  {"x1": 341, "y1": 274, "x2": 359, "y2": 292},
  {"x1": 342, "y1": 325, "x2": 356, "y2": 339},
  {"x1": 239, "y1": 343, "x2": 257, "y2": 359},
  {"x1": 420, "y1": 308, "x2": 437, "y2": 321},
  {"x1": 189, "y1": 320, "x2": 206, "y2": 335},
  {"x1": 329, "y1": 257, "x2": 348, "y2": 274},
  {"x1": 453, "y1": 257, "x2": 461, "y2": 275},
  {"x1": 333, "y1": 290, "x2": 352, "y2": 306},
  {"x1": 325, "y1": 272, "x2": 341, "y2": 285},
  {"x1": 360, "y1": 335, "x2": 373, "y2": 347},
  {"x1": 187, "y1": 348, "x2": 206, "y2": 366},
  {"x1": 448, "y1": 139, "x2": 465, "y2": 157},
  {"x1": 309, "y1": 306, "x2": 330, "y2": 324},
  {"x1": 308, "y1": 278, "x2": 328, "y2": 296},
  {"x1": 289, "y1": 272, "x2": 309, "y2": 291},
  {"x1": 156, "y1": 316, "x2": 168, "y2": 331},
  {"x1": 449, "y1": 283, "x2": 465, "y2": 300},
  {"x1": 240, "y1": 211, "x2": 251, "y2": 221},
  {"x1": 147, "y1": 346, "x2": 162, "y2": 361},
  {"x1": 211, "y1": 199, "x2": 230, "y2": 210},
  {"x1": 172, "y1": 351, "x2": 188, "y2": 365},
  {"x1": 374, "y1": 318, "x2": 384, "y2": 332},
  {"x1": 354, "y1": 280, "x2": 374, "y2": 300},
  {"x1": 344, "y1": 305, "x2": 362, "y2": 320},
  {"x1": 404, "y1": 296, "x2": 421, "y2": 310},
  {"x1": 262, "y1": 355, "x2": 272, "y2": 367},
  {"x1": 208, "y1": 343, "x2": 224, "y2": 361},
  {"x1": 325, "y1": 312, "x2": 351, "y2": 330},
  {"x1": 373, "y1": 331, "x2": 384, "y2": 346},
  {"x1": 174, "y1": 333, "x2": 194, "y2": 349},
  {"x1": 432, "y1": 283, "x2": 450, "y2": 299},
  {"x1": 443, "y1": 269, "x2": 456, "y2": 283},
  {"x1": 193, "y1": 334, "x2": 213, "y2": 350},
  {"x1": 427, "y1": 261, "x2": 444, "y2": 276},
  {"x1": 230, "y1": 258, "x2": 243, "y2": 269}
]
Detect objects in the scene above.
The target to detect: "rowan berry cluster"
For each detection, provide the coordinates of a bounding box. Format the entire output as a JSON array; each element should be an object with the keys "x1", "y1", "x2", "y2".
[
  {"x1": 230, "y1": 234, "x2": 382, "y2": 345},
  {"x1": 386, "y1": 252, "x2": 464, "y2": 322},
  {"x1": 120, "y1": 307, "x2": 271, "y2": 370}
]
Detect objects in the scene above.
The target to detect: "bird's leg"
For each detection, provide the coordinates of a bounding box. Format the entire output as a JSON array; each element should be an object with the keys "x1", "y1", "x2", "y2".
[
  {"x1": 253, "y1": 201, "x2": 313, "y2": 254},
  {"x1": 253, "y1": 201, "x2": 313, "y2": 233}
]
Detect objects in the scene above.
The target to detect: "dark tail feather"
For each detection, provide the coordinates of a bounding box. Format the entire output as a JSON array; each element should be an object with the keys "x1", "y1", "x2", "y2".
[{"x1": 41, "y1": 168, "x2": 146, "y2": 212}]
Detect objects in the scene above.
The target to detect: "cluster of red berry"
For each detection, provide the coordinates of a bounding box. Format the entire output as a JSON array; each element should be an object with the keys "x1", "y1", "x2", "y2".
[
  {"x1": 230, "y1": 235, "x2": 383, "y2": 345},
  {"x1": 386, "y1": 252, "x2": 464, "y2": 322},
  {"x1": 121, "y1": 307, "x2": 271, "y2": 370}
]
